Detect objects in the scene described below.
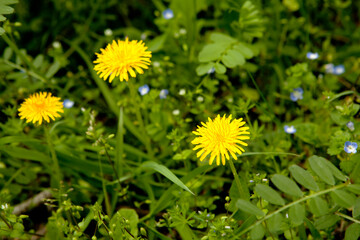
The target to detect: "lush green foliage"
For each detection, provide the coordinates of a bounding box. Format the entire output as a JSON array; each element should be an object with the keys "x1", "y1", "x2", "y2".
[{"x1": 1, "y1": 0, "x2": 360, "y2": 239}]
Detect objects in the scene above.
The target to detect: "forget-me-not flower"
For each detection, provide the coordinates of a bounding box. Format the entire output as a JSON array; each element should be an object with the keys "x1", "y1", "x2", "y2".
[
  {"x1": 138, "y1": 84, "x2": 150, "y2": 96},
  {"x1": 63, "y1": 99, "x2": 74, "y2": 109},
  {"x1": 179, "y1": 89, "x2": 186, "y2": 96},
  {"x1": 284, "y1": 125, "x2": 296, "y2": 134},
  {"x1": 325, "y1": 63, "x2": 335, "y2": 74},
  {"x1": 159, "y1": 89, "x2": 169, "y2": 99},
  {"x1": 333, "y1": 65, "x2": 345, "y2": 75},
  {"x1": 347, "y1": 121, "x2": 355, "y2": 131},
  {"x1": 306, "y1": 52, "x2": 319, "y2": 60},
  {"x1": 344, "y1": 141, "x2": 357, "y2": 154},
  {"x1": 290, "y1": 87, "x2": 303, "y2": 102},
  {"x1": 162, "y1": 9, "x2": 174, "y2": 19}
]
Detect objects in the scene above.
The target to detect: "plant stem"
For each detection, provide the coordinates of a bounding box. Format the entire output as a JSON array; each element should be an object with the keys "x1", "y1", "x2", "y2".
[
  {"x1": 44, "y1": 125, "x2": 62, "y2": 188},
  {"x1": 236, "y1": 182, "x2": 349, "y2": 237},
  {"x1": 97, "y1": 154, "x2": 111, "y2": 217},
  {"x1": 116, "y1": 106, "x2": 124, "y2": 177},
  {"x1": 335, "y1": 212, "x2": 360, "y2": 224},
  {"x1": 127, "y1": 81, "x2": 154, "y2": 158},
  {"x1": 228, "y1": 158, "x2": 246, "y2": 199}
]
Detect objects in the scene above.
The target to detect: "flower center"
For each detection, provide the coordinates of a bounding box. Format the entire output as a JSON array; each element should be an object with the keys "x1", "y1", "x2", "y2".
[
  {"x1": 348, "y1": 145, "x2": 355, "y2": 152},
  {"x1": 215, "y1": 133, "x2": 225, "y2": 143}
]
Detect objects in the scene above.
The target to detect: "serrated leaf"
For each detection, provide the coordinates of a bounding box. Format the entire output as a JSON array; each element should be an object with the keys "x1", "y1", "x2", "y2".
[
  {"x1": 250, "y1": 223, "x2": 265, "y2": 240},
  {"x1": 345, "y1": 223, "x2": 360, "y2": 240},
  {"x1": 198, "y1": 43, "x2": 228, "y2": 62},
  {"x1": 255, "y1": 184, "x2": 285, "y2": 205},
  {"x1": 236, "y1": 199, "x2": 265, "y2": 216},
  {"x1": 271, "y1": 174, "x2": 303, "y2": 197},
  {"x1": 330, "y1": 189, "x2": 356, "y2": 208},
  {"x1": 210, "y1": 32, "x2": 237, "y2": 44},
  {"x1": 221, "y1": 49, "x2": 245, "y2": 68},
  {"x1": 289, "y1": 203, "x2": 305, "y2": 226},
  {"x1": 309, "y1": 197, "x2": 329, "y2": 217},
  {"x1": 322, "y1": 160, "x2": 347, "y2": 182},
  {"x1": 309, "y1": 155, "x2": 335, "y2": 185},
  {"x1": 141, "y1": 161, "x2": 194, "y2": 195},
  {"x1": 289, "y1": 165, "x2": 319, "y2": 191},
  {"x1": 196, "y1": 62, "x2": 214, "y2": 76},
  {"x1": 353, "y1": 198, "x2": 360, "y2": 218},
  {"x1": 314, "y1": 215, "x2": 340, "y2": 230},
  {"x1": 214, "y1": 62, "x2": 226, "y2": 74}
]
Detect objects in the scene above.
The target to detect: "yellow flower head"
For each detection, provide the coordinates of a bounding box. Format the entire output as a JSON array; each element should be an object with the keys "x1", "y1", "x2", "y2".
[
  {"x1": 93, "y1": 38, "x2": 152, "y2": 83},
  {"x1": 18, "y1": 92, "x2": 64, "y2": 125},
  {"x1": 192, "y1": 114, "x2": 250, "y2": 166}
]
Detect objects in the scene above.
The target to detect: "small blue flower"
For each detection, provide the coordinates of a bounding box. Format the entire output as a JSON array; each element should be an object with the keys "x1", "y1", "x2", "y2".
[
  {"x1": 306, "y1": 52, "x2": 319, "y2": 60},
  {"x1": 207, "y1": 67, "x2": 215, "y2": 74},
  {"x1": 325, "y1": 63, "x2": 335, "y2": 74},
  {"x1": 344, "y1": 141, "x2": 357, "y2": 154},
  {"x1": 284, "y1": 125, "x2": 296, "y2": 134},
  {"x1": 333, "y1": 65, "x2": 345, "y2": 75},
  {"x1": 162, "y1": 9, "x2": 174, "y2": 19},
  {"x1": 138, "y1": 84, "x2": 150, "y2": 96},
  {"x1": 159, "y1": 89, "x2": 169, "y2": 99},
  {"x1": 290, "y1": 87, "x2": 303, "y2": 102},
  {"x1": 347, "y1": 121, "x2": 355, "y2": 131},
  {"x1": 63, "y1": 99, "x2": 74, "y2": 109}
]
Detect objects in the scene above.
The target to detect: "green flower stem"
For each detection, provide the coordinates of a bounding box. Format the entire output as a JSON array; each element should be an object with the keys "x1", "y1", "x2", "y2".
[
  {"x1": 228, "y1": 158, "x2": 247, "y2": 199},
  {"x1": 236, "y1": 182, "x2": 349, "y2": 237},
  {"x1": 127, "y1": 81, "x2": 154, "y2": 158},
  {"x1": 44, "y1": 125, "x2": 62, "y2": 188},
  {"x1": 116, "y1": 106, "x2": 124, "y2": 177}
]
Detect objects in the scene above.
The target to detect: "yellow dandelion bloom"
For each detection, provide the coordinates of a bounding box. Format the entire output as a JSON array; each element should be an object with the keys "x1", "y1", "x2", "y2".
[
  {"x1": 93, "y1": 38, "x2": 152, "y2": 83},
  {"x1": 192, "y1": 114, "x2": 250, "y2": 166},
  {"x1": 18, "y1": 92, "x2": 64, "y2": 125}
]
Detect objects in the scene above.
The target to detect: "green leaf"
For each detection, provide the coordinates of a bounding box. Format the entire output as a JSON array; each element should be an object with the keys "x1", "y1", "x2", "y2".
[
  {"x1": 330, "y1": 189, "x2": 356, "y2": 208},
  {"x1": 148, "y1": 34, "x2": 166, "y2": 52},
  {"x1": 271, "y1": 174, "x2": 303, "y2": 197},
  {"x1": 214, "y1": 62, "x2": 226, "y2": 74},
  {"x1": 347, "y1": 184, "x2": 360, "y2": 194},
  {"x1": 322, "y1": 160, "x2": 347, "y2": 182},
  {"x1": 289, "y1": 203, "x2": 305, "y2": 226},
  {"x1": 45, "y1": 61, "x2": 61, "y2": 78},
  {"x1": 196, "y1": 62, "x2": 214, "y2": 76},
  {"x1": 345, "y1": 223, "x2": 360, "y2": 240},
  {"x1": 0, "y1": 136, "x2": 42, "y2": 145},
  {"x1": 0, "y1": 27, "x2": 4, "y2": 35},
  {"x1": 353, "y1": 198, "x2": 360, "y2": 218},
  {"x1": 308, "y1": 197, "x2": 329, "y2": 217},
  {"x1": 0, "y1": 5, "x2": 14, "y2": 15},
  {"x1": 304, "y1": 218, "x2": 322, "y2": 240},
  {"x1": 198, "y1": 43, "x2": 228, "y2": 62},
  {"x1": 254, "y1": 184, "x2": 285, "y2": 205},
  {"x1": 111, "y1": 208, "x2": 139, "y2": 238},
  {"x1": 0, "y1": 146, "x2": 51, "y2": 163},
  {"x1": 33, "y1": 54, "x2": 44, "y2": 69},
  {"x1": 289, "y1": 165, "x2": 319, "y2": 191},
  {"x1": 210, "y1": 32, "x2": 237, "y2": 44},
  {"x1": 250, "y1": 223, "x2": 265, "y2": 240},
  {"x1": 221, "y1": 49, "x2": 245, "y2": 68},
  {"x1": 233, "y1": 43, "x2": 254, "y2": 58},
  {"x1": 236, "y1": 199, "x2": 265, "y2": 216},
  {"x1": 3, "y1": 47, "x2": 12, "y2": 60},
  {"x1": 141, "y1": 161, "x2": 194, "y2": 195},
  {"x1": 267, "y1": 213, "x2": 283, "y2": 233},
  {"x1": 308, "y1": 155, "x2": 335, "y2": 185},
  {"x1": 314, "y1": 215, "x2": 340, "y2": 230}
]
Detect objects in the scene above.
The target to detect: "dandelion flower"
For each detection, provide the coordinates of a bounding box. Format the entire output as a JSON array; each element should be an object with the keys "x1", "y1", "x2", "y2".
[
  {"x1": 192, "y1": 114, "x2": 250, "y2": 166},
  {"x1": 93, "y1": 39, "x2": 152, "y2": 83},
  {"x1": 18, "y1": 92, "x2": 63, "y2": 125}
]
